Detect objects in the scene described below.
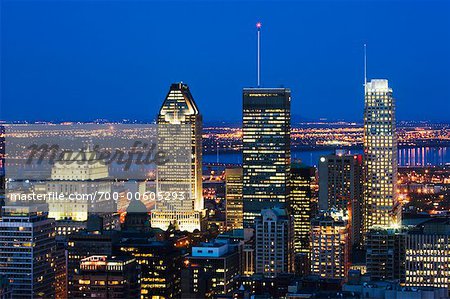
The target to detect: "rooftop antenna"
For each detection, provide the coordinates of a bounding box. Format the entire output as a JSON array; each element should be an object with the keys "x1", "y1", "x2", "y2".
[
  {"x1": 256, "y1": 22, "x2": 262, "y2": 87},
  {"x1": 364, "y1": 44, "x2": 367, "y2": 90},
  {"x1": 216, "y1": 141, "x2": 219, "y2": 163}
]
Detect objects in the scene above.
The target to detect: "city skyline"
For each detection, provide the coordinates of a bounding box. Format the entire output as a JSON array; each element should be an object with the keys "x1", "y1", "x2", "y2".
[
  {"x1": 1, "y1": 1, "x2": 450, "y2": 123},
  {"x1": 1, "y1": 1, "x2": 450, "y2": 298}
]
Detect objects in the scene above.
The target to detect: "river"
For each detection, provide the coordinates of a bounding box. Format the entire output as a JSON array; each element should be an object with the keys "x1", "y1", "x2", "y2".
[{"x1": 203, "y1": 146, "x2": 450, "y2": 167}]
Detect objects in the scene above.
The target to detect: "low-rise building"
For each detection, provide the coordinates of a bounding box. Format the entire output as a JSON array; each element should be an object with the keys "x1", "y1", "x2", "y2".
[
  {"x1": 182, "y1": 240, "x2": 239, "y2": 298},
  {"x1": 72, "y1": 255, "x2": 139, "y2": 298}
]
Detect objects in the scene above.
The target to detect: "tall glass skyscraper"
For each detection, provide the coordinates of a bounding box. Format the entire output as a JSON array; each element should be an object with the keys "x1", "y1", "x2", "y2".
[
  {"x1": 225, "y1": 167, "x2": 243, "y2": 231},
  {"x1": 151, "y1": 83, "x2": 203, "y2": 232},
  {"x1": 318, "y1": 151, "x2": 363, "y2": 248},
  {"x1": 363, "y1": 79, "x2": 400, "y2": 231},
  {"x1": 242, "y1": 88, "x2": 291, "y2": 228},
  {"x1": 290, "y1": 163, "x2": 313, "y2": 255}
]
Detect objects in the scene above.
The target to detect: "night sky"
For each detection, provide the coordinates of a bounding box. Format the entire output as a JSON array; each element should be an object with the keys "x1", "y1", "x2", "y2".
[{"x1": 1, "y1": 0, "x2": 449, "y2": 123}]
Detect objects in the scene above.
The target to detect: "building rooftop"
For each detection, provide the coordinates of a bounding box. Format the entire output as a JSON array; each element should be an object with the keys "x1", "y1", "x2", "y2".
[{"x1": 409, "y1": 217, "x2": 450, "y2": 235}]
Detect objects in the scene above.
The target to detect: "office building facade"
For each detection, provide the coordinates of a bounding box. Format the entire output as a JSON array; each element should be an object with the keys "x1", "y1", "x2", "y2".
[
  {"x1": 290, "y1": 163, "x2": 313, "y2": 255},
  {"x1": 255, "y1": 208, "x2": 294, "y2": 276},
  {"x1": 318, "y1": 151, "x2": 363, "y2": 247},
  {"x1": 225, "y1": 167, "x2": 243, "y2": 231},
  {"x1": 363, "y1": 79, "x2": 399, "y2": 231},
  {"x1": 47, "y1": 150, "x2": 117, "y2": 232},
  {"x1": 310, "y1": 211, "x2": 349, "y2": 279},
  {"x1": 183, "y1": 241, "x2": 240, "y2": 298},
  {"x1": 406, "y1": 218, "x2": 450, "y2": 290},
  {"x1": 67, "y1": 230, "x2": 116, "y2": 297},
  {"x1": 71, "y1": 255, "x2": 139, "y2": 298},
  {"x1": 152, "y1": 83, "x2": 203, "y2": 232},
  {"x1": 242, "y1": 88, "x2": 291, "y2": 228},
  {"x1": 365, "y1": 227, "x2": 405, "y2": 282},
  {"x1": 117, "y1": 239, "x2": 183, "y2": 298},
  {"x1": 0, "y1": 205, "x2": 56, "y2": 298}
]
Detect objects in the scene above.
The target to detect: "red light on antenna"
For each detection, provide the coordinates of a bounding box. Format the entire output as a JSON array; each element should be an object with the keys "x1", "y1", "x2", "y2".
[{"x1": 256, "y1": 22, "x2": 262, "y2": 28}]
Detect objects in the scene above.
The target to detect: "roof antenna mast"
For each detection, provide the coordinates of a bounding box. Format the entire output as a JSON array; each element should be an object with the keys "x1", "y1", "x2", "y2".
[
  {"x1": 364, "y1": 44, "x2": 367, "y2": 90},
  {"x1": 257, "y1": 22, "x2": 262, "y2": 87}
]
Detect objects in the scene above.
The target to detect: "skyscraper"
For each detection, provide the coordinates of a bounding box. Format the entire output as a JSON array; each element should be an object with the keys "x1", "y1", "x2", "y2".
[
  {"x1": 255, "y1": 208, "x2": 294, "y2": 276},
  {"x1": 242, "y1": 88, "x2": 291, "y2": 228},
  {"x1": 0, "y1": 204, "x2": 56, "y2": 298},
  {"x1": 310, "y1": 211, "x2": 349, "y2": 279},
  {"x1": 289, "y1": 163, "x2": 313, "y2": 255},
  {"x1": 225, "y1": 167, "x2": 243, "y2": 231},
  {"x1": 152, "y1": 83, "x2": 203, "y2": 232},
  {"x1": 318, "y1": 151, "x2": 363, "y2": 248},
  {"x1": 363, "y1": 79, "x2": 399, "y2": 231}
]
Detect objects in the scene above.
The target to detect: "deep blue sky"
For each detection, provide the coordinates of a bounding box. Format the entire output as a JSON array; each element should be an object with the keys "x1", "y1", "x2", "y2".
[{"x1": 1, "y1": 0, "x2": 449, "y2": 123}]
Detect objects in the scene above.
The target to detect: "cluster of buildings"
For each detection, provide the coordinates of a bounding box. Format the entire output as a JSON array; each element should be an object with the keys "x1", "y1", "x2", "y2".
[{"x1": 0, "y1": 79, "x2": 449, "y2": 299}]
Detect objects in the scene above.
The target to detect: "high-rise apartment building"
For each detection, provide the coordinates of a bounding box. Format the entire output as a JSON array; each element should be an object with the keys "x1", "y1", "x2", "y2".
[
  {"x1": 0, "y1": 205, "x2": 56, "y2": 298},
  {"x1": 242, "y1": 88, "x2": 291, "y2": 228},
  {"x1": 365, "y1": 227, "x2": 405, "y2": 282},
  {"x1": 363, "y1": 79, "x2": 399, "y2": 231},
  {"x1": 225, "y1": 167, "x2": 243, "y2": 231},
  {"x1": 152, "y1": 83, "x2": 203, "y2": 232},
  {"x1": 318, "y1": 151, "x2": 363, "y2": 247},
  {"x1": 290, "y1": 163, "x2": 313, "y2": 255},
  {"x1": 406, "y1": 218, "x2": 450, "y2": 291},
  {"x1": 255, "y1": 208, "x2": 294, "y2": 276},
  {"x1": 310, "y1": 211, "x2": 349, "y2": 279}
]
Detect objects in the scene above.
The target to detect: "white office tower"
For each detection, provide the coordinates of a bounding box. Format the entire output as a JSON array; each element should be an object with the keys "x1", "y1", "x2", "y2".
[
  {"x1": 151, "y1": 83, "x2": 203, "y2": 232},
  {"x1": 363, "y1": 79, "x2": 400, "y2": 231},
  {"x1": 47, "y1": 150, "x2": 113, "y2": 224}
]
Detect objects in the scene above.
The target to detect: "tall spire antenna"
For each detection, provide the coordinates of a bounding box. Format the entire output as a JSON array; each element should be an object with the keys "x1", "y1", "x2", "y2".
[
  {"x1": 256, "y1": 22, "x2": 262, "y2": 87},
  {"x1": 364, "y1": 44, "x2": 367, "y2": 90}
]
